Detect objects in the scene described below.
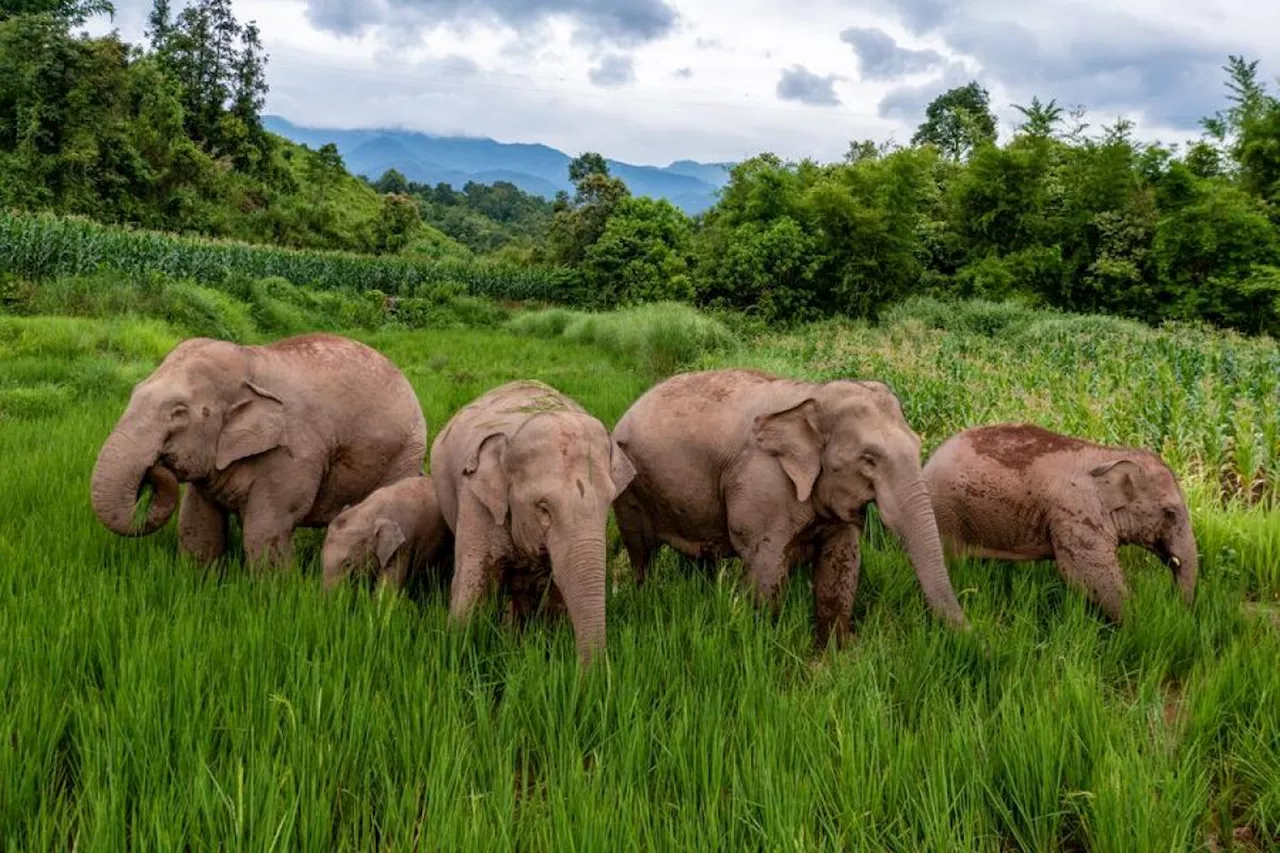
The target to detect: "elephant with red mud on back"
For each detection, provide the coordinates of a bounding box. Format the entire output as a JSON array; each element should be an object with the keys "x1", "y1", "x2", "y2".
[
  {"x1": 90, "y1": 333, "x2": 427, "y2": 570},
  {"x1": 924, "y1": 424, "x2": 1199, "y2": 621}
]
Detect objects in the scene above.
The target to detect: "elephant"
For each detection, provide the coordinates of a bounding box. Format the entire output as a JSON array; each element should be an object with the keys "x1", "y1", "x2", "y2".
[
  {"x1": 612, "y1": 368, "x2": 969, "y2": 646},
  {"x1": 430, "y1": 380, "x2": 635, "y2": 664},
  {"x1": 922, "y1": 423, "x2": 1199, "y2": 621},
  {"x1": 322, "y1": 475, "x2": 452, "y2": 592},
  {"x1": 91, "y1": 333, "x2": 427, "y2": 569}
]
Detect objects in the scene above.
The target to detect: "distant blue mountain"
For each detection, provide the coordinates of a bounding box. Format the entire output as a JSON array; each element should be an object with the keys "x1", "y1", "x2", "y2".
[{"x1": 264, "y1": 115, "x2": 732, "y2": 214}]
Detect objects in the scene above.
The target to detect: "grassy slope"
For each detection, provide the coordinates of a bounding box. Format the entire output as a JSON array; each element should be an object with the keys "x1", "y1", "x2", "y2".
[
  {"x1": 274, "y1": 136, "x2": 466, "y2": 260},
  {"x1": 1, "y1": 302, "x2": 1278, "y2": 850}
]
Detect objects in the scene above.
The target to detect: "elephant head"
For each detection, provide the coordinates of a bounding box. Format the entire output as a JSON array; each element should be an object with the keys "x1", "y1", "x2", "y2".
[
  {"x1": 322, "y1": 507, "x2": 407, "y2": 589},
  {"x1": 753, "y1": 380, "x2": 966, "y2": 627},
  {"x1": 464, "y1": 412, "x2": 636, "y2": 660},
  {"x1": 1090, "y1": 456, "x2": 1199, "y2": 603},
  {"x1": 91, "y1": 339, "x2": 286, "y2": 537}
]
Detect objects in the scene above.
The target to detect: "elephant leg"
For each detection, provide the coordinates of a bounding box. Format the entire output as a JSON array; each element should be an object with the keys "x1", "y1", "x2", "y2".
[
  {"x1": 728, "y1": 510, "x2": 795, "y2": 615},
  {"x1": 1050, "y1": 527, "x2": 1130, "y2": 622},
  {"x1": 449, "y1": 499, "x2": 507, "y2": 625},
  {"x1": 813, "y1": 524, "x2": 861, "y2": 648},
  {"x1": 177, "y1": 484, "x2": 228, "y2": 564},
  {"x1": 241, "y1": 482, "x2": 313, "y2": 572},
  {"x1": 614, "y1": 492, "x2": 656, "y2": 586}
]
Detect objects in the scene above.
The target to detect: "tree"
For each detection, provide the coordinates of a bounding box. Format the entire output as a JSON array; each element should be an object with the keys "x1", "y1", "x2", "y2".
[
  {"x1": 547, "y1": 152, "x2": 630, "y2": 266},
  {"x1": 1013, "y1": 97, "x2": 1063, "y2": 139},
  {"x1": 580, "y1": 197, "x2": 694, "y2": 306},
  {"x1": 568, "y1": 151, "x2": 608, "y2": 185},
  {"x1": 0, "y1": 0, "x2": 112, "y2": 25},
  {"x1": 912, "y1": 81, "x2": 998, "y2": 161}
]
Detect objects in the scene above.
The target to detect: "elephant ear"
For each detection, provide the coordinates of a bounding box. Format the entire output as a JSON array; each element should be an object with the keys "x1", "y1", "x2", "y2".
[
  {"x1": 463, "y1": 432, "x2": 509, "y2": 525},
  {"x1": 753, "y1": 398, "x2": 822, "y2": 503},
  {"x1": 608, "y1": 438, "x2": 637, "y2": 500},
  {"x1": 1090, "y1": 458, "x2": 1145, "y2": 512},
  {"x1": 216, "y1": 381, "x2": 286, "y2": 470},
  {"x1": 372, "y1": 517, "x2": 407, "y2": 568}
]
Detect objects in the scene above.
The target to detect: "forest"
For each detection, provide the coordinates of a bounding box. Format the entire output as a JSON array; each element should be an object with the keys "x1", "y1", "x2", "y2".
[{"x1": 4, "y1": 0, "x2": 1280, "y2": 336}]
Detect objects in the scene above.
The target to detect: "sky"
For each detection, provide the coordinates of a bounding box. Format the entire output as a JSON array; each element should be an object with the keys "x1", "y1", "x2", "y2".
[{"x1": 99, "y1": 0, "x2": 1280, "y2": 167}]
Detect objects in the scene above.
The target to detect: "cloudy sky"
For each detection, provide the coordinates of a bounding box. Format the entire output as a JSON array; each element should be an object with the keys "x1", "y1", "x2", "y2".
[{"x1": 101, "y1": 0, "x2": 1280, "y2": 166}]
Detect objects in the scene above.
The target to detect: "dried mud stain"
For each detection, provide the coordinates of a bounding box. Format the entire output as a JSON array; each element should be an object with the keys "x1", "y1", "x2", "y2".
[{"x1": 967, "y1": 423, "x2": 1089, "y2": 471}]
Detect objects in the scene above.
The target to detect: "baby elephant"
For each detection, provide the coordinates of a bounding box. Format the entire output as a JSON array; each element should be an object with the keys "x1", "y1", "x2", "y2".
[
  {"x1": 322, "y1": 476, "x2": 452, "y2": 592},
  {"x1": 923, "y1": 424, "x2": 1199, "y2": 620},
  {"x1": 431, "y1": 380, "x2": 635, "y2": 664}
]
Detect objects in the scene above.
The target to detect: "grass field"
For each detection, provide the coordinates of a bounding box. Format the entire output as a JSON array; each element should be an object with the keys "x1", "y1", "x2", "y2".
[{"x1": 2, "y1": 295, "x2": 1279, "y2": 850}]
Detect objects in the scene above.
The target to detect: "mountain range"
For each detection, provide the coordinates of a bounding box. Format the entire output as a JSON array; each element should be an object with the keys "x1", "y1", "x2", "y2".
[{"x1": 264, "y1": 116, "x2": 733, "y2": 214}]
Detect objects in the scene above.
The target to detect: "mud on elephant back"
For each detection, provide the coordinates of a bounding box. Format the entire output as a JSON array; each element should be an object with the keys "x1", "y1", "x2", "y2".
[{"x1": 90, "y1": 333, "x2": 427, "y2": 571}]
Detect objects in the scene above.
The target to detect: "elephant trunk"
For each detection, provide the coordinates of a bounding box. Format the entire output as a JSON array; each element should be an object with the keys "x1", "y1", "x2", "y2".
[
  {"x1": 90, "y1": 416, "x2": 179, "y2": 537},
  {"x1": 1166, "y1": 527, "x2": 1199, "y2": 605},
  {"x1": 550, "y1": 532, "x2": 608, "y2": 665},
  {"x1": 885, "y1": 476, "x2": 969, "y2": 629}
]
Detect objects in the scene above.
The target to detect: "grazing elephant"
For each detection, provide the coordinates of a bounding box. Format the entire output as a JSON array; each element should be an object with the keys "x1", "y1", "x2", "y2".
[
  {"x1": 91, "y1": 333, "x2": 427, "y2": 568},
  {"x1": 430, "y1": 380, "x2": 635, "y2": 664},
  {"x1": 322, "y1": 475, "x2": 452, "y2": 592},
  {"x1": 923, "y1": 424, "x2": 1199, "y2": 620},
  {"x1": 612, "y1": 369, "x2": 969, "y2": 646}
]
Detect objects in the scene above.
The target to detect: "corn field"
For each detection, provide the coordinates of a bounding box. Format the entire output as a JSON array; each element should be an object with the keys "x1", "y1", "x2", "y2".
[{"x1": 0, "y1": 210, "x2": 580, "y2": 302}]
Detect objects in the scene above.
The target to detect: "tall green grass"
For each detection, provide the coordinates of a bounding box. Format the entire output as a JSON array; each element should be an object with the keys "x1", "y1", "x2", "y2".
[
  {"x1": 507, "y1": 302, "x2": 737, "y2": 376},
  {"x1": 0, "y1": 209, "x2": 579, "y2": 301},
  {"x1": 2, "y1": 298, "x2": 1279, "y2": 849}
]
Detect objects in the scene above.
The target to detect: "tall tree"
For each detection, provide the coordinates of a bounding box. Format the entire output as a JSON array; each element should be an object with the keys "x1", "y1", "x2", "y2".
[
  {"x1": 912, "y1": 81, "x2": 998, "y2": 161},
  {"x1": 1013, "y1": 96, "x2": 1063, "y2": 138},
  {"x1": 0, "y1": 0, "x2": 111, "y2": 25}
]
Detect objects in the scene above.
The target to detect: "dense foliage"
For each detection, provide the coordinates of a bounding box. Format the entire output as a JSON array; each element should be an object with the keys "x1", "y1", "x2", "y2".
[
  {"x1": 371, "y1": 171, "x2": 554, "y2": 259},
  {"x1": 0, "y1": 0, "x2": 450, "y2": 254},
  {"x1": 529, "y1": 66, "x2": 1280, "y2": 336}
]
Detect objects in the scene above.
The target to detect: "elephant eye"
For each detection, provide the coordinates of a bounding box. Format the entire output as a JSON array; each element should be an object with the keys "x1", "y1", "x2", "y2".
[
  {"x1": 1164, "y1": 507, "x2": 1179, "y2": 522},
  {"x1": 860, "y1": 452, "x2": 878, "y2": 467},
  {"x1": 170, "y1": 403, "x2": 190, "y2": 420}
]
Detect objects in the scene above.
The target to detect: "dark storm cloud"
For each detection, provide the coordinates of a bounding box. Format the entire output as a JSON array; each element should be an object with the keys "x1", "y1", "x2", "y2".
[
  {"x1": 302, "y1": 0, "x2": 678, "y2": 48},
  {"x1": 776, "y1": 66, "x2": 842, "y2": 106},
  {"x1": 840, "y1": 26, "x2": 945, "y2": 80},
  {"x1": 588, "y1": 53, "x2": 635, "y2": 86},
  {"x1": 862, "y1": 1, "x2": 1231, "y2": 130}
]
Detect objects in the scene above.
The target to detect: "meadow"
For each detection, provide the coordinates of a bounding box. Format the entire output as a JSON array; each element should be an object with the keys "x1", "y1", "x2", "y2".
[{"x1": 2, "y1": 284, "x2": 1279, "y2": 850}]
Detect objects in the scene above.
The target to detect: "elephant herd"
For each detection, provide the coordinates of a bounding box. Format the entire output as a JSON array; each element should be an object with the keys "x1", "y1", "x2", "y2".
[{"x1": 90, "y1": 333, "x2": 1200, "y2": 664}]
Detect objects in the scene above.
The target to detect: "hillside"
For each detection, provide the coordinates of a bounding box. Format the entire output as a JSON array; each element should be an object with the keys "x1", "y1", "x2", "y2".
[{"x1": 264, "y1": 116, "x2": 733, "y2": 214}]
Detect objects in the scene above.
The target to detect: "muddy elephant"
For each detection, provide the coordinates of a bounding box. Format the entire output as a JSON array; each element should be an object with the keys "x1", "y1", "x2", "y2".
[
  {"x1": 91, "y1": 333, "x2": 427, "y2": 568},
  {"x1": 430, "y1": 380, "x2": 635, "y2": 664},
  {"x1": 923, "y1": 423, "x2": 1198, "y2": 621},
  {"x1": 612, "y1": 369, "x2": 969, "y2": 646},
  {"x1": 322, "y1": 475, "x2": 452, "y2": 592}
]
